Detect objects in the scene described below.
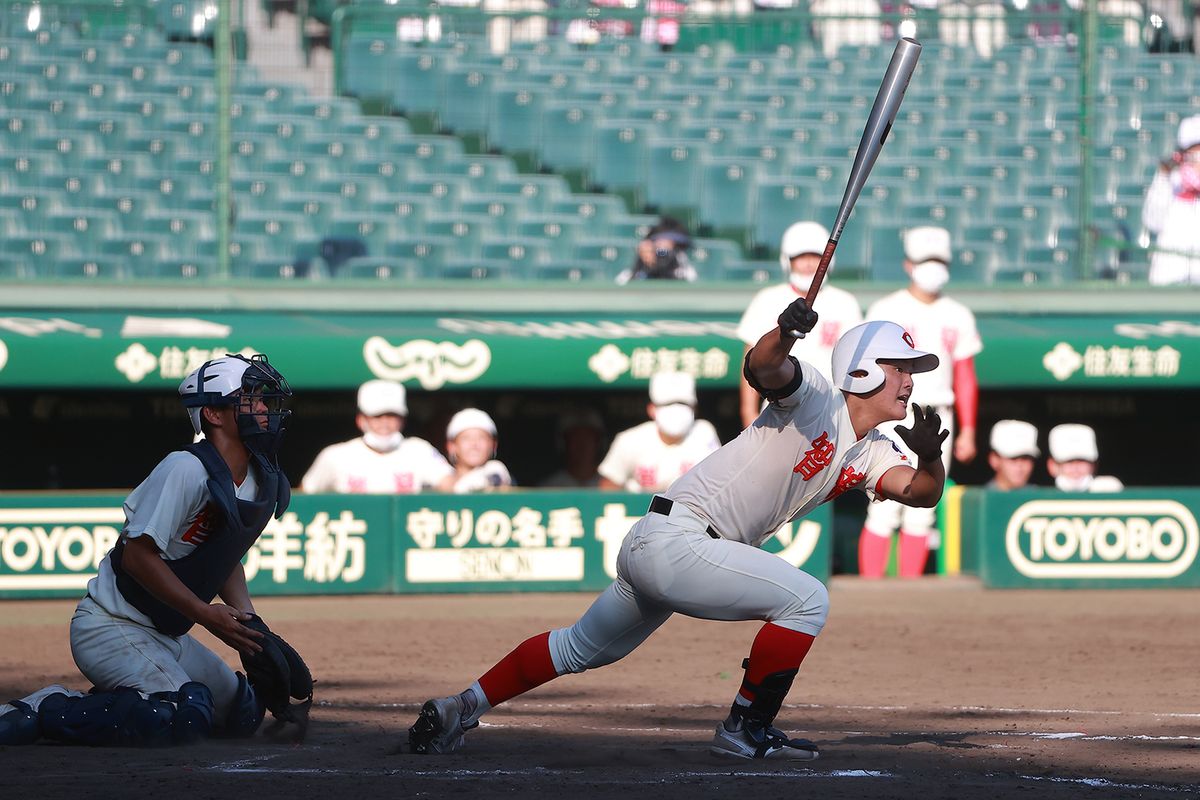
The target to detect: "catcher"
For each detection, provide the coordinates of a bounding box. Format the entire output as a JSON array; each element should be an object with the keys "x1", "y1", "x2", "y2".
[{"x1": 0, "y1": 354, "x2": 312, "y2": 746}]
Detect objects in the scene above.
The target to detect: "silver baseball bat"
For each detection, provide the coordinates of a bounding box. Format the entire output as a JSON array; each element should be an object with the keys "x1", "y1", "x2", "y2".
[{"x1": 799, "y1": 37, "x2": 922, "y2": 322}]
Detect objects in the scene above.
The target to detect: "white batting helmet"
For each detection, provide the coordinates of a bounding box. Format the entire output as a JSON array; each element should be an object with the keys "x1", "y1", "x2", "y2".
[
  {"x1": 779, "y1": 221, "x2": 830, "y2": 273},
  {"x1": 831, "y1": 321, "x2": 939, "y2": 394}
]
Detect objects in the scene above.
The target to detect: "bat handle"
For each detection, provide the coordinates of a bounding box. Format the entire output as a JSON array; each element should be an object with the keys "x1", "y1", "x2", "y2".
[{"x1": 787, "y1": 237, "x2": 837, "y2": 339}]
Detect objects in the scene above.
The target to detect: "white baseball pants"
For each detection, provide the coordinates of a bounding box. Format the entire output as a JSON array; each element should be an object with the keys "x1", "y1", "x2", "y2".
[
  {"x1": 548, "y1": 504, "x2": 829, "y2": 675},
  {"x1": 70, "y1": 595, "x2": 239, "y2": 713}
]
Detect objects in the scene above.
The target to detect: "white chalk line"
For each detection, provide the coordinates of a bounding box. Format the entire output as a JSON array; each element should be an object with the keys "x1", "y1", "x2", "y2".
[
  {"x1": 320, "y1": 699, "x2": 1200, "y2": 721},
  {"x1": 210, "y1": 765, "x2": 893, "y2": 781},
  {"x1": 1008, "y1": 774, "x2": 1196, "y2": 794}
]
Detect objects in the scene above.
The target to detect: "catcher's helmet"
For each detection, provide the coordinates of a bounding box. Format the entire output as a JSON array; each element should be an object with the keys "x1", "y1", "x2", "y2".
[
  {"x1": 831, "y1": 321, "x2": 939, "y2": 394},
  {"x1": 179, "y1": 354, "x2": 292, "y2": 461}
]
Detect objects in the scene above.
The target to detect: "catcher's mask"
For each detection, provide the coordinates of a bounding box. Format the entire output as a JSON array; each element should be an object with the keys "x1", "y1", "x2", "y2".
[{"x1": 179, "y1": 354, "x2": 293, "y2": 463}]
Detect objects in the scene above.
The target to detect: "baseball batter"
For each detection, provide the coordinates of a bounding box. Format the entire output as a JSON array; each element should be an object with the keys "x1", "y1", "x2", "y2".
[
  {"x1": 737, "y1": 221, "x2": 863, "y2": 427},
  {"x1": 597, "y1": 371, "x2": 721, "y2": 493},
  {"x1": 862, "y1": 226, "x2": 981, "y2": 578},
  {"x1": 406, "y1": 303, "x2": 948, "y2": 761},
  {"x1": 301, "y1": 379, "x2": 453, "y2": 494},
  {"x1": 0, "y1": 355, "x2": 292, "y2": 746}
]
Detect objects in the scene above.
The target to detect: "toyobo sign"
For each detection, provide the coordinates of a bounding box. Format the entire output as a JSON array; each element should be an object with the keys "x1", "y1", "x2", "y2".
[{"x1": 975, "y1": 491, "x2": 1200, "y2": 588}]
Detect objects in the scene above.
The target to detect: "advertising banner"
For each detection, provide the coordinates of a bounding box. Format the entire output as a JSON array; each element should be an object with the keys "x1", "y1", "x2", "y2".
[
  {"x1": 974, "y1": 489, "x2": 1200, "y2": 588},
  {"x1": 0, "y1": 492, "x2": 832, "y2": 600}
]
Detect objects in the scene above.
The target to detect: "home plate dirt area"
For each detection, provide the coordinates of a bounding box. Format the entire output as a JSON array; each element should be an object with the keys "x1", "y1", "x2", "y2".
[{"x1": 2, "y1": 580, "x2": 1198, "y2": 799}]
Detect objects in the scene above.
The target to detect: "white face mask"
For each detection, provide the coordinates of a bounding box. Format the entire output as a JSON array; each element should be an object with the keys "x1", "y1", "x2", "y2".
[
  {"x1": 911, "y1": 261, "x2": 950, "y2": 294},
  {"x1": 788, "y1": 270, "x2": 813, "y2": 291},
  {"x1": 363, "y1": 431, "x2": 403, "y2": 453},
  {"x1": 654, "y1": 404, "x2": 695, "y2": 439},
  {"x1": 1055, "y1": 473, "x2": 1093, "y2": 492}
]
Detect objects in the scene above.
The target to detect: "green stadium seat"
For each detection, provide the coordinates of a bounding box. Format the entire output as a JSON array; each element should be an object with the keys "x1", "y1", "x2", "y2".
[
  {"x1": 515, "y1": 216, "x2": 585, "y2": 251},
  {"x1": 490, "y1": 175, "x2": 571, "y2": 213},
  {"x1": 0, "y1": 258, "x2": 31, "y2": 279},
  {"x1": 717, "y1": 260, "x2": 777, "y2": 283},
  {"x1": 438, "y1": 65, "x2": 495, "y2": 141},
  {"x1": 754, "y1": 179, "x2": 822, "y2": 253},
  {"x1": 540, "y1": 102, "x2": 599, "y2": 184},
  {"x1": 436, "y1": 259, "x2": 521, "y2": 280},
  {"x1": 687, "y1": 237, "x2": 743, "y2": 278},
  {"x1": 420, "y1": 217, "x2": 490, "y2": 257},
  {"x1": 699, "y1": 159, "x2": 760, "y2": 250},
  {"x1": 548, "y1": 195, "x2": 631, "y2": 228},
  {"x1": 590, "y1": 122, "x2": 649, "y2": 210},
  {"x1": 573, "y1": 239, "x2": 635, "y2": 277},
  {"x1": 528, "y1": 262, "x2": 614, "y2": 282},
  {"x1": 334, "y1": 256, "x2": 429, "y2": 281},
  {"x1": 869, "y1": 226, "x2": 908, "y2": 282},
  {"x1": 488, "y1": 86, "x2": 545, "y2": 169},
  {"x1": 45, "y1": 256, "x2": 127, "y2": 279},
  {"x1": 645, "y1": 141, "x2": 707, "y2": 228},
  {"x1": 134, "y1": 258, "x2": 214, "y2": 280}
]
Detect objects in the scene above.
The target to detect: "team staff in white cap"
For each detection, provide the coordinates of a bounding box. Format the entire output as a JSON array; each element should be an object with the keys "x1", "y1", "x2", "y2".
[
  {"x1": 597, "y1": 371, "x2": 721, "y2": 493},
  {"x1": 985, "y1": 419, "x2": 1039, "y2": 491},
  {"x1": 736, "y1": 220, "x2": 863, "y2": 427},
  {"x1": 301, "y1": 380, "x2": 453, "y2": 494},
  {"x1": 1047, "y1": 423, "x2": 1124, "y2": 493},
  {"x1": 405, "y1": 303, "x2": 949, "y2": 762},
  {"x1": 862, "y1": 226, "x2": 982, "y2": 578},
  {"x1": 1143, "y1": 114, "x2": 1200, "y2": 285},
  {"x1": 444, "y1": 408, "x2": 514, "y2": 494}
]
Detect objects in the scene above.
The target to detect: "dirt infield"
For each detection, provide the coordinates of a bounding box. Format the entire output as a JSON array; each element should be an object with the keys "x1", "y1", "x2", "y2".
[{"x1": 2, "y1": 580, "x2": 1198, "y2": 799}]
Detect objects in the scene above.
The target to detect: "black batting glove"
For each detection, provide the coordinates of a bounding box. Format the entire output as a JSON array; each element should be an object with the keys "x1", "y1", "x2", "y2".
[
  {"x1": 778, "y1": 297, "x2": 819, "y2": 339},
  {"x1": 894, "y1": 404, "x2": 950, "y2": 462}
]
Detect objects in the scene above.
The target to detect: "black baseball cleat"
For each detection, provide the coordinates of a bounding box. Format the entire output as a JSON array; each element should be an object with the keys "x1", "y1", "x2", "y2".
[
  {"x1": 407, "y1": 696, "x2": 477, "y2": 755},
  {"x1": 710, "y1": 716, "x2": 820, "y2": 761}
]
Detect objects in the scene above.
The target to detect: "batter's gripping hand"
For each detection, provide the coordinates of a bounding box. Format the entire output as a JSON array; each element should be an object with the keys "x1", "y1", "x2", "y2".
[
  {"x1": 778, "y1": 297, "x2": 819, "y2": 340},
  {"x1": 894, "y1": 404, "x2": 950, "y2": 461}
]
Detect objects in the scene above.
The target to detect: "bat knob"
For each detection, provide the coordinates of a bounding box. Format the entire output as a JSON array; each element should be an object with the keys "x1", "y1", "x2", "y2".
[{"x1": 787, "y1": 330, "x2": 806, "y2": 340}]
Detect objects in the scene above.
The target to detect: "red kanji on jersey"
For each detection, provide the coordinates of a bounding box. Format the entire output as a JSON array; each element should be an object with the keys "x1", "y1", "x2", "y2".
[
  {"x1": 824, "y1": 465, "x2": 866, "y2": 501},
  {"x1": 793, "y1": 432, "x2": 835, "y2": 480},
  {"x1": 181, "y1": 507, "x2": 213, "y2": 545}
]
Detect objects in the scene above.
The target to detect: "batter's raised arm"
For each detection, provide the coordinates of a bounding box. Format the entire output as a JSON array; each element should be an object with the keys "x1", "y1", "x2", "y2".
[
  {"x1": 877, "y1": 404, "x2": 948, "y2": 507},
  {"x1": 746, "y1": 297, "x2": 819, "y2": 393}
]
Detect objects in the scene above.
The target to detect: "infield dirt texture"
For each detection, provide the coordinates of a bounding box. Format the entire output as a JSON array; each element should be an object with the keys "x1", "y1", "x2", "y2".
[{"x1": 2, "y1": 580, "x2": 1197, "y2": 798}]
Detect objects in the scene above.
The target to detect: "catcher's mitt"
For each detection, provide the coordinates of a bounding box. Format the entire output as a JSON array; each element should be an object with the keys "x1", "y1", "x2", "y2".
[{"x1": 239, "y1": 614, "x2": 314, "y2": 741}]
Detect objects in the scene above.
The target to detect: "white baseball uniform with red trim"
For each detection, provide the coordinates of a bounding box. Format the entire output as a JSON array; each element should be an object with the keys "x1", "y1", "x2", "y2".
[
  {"x1": 301, "y1": 436, "x2": 453, "y2": 494},
  {"x1": 597, "y1": 419, "x2": 721, "y2": 493},
  {"x1": 737, "y1": 283, "x2": 863, "y2": 382},
  {"x1": 864, "y1": 289, "x2": 982, "y2": 535},
  {"x1": 72, "y1": 451, "x2": 256, "y2": 717},
  {"x1": 546, "y1": 360, "x2": 909, "y2": 675}
]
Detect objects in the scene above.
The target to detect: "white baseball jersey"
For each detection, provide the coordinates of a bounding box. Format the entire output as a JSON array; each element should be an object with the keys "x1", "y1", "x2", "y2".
[
  {"x1": 865, "y1": 290, "x2": 982, "y2": 408},
  {"x1": 1142, "y1": 170, "x2": 1200, "y2": 285},
  {"x1": 301, "y1": 435, "x2": 453, "y2": 494},
  {"x1": 86, "y1": 451, "x2": 260, "y2": 627},
  {"x1": 737, "y1": 283, "x2": 863, "y2": 382},
  {"x1": 452, "y1": 459, "x2": 514, "y2": 493},
  {"x1": 669, "y1": 360, "x2": 909, "y2": 547},
  {"x1": 598, "y1": 419, "x2": 721, "y2": 493}
]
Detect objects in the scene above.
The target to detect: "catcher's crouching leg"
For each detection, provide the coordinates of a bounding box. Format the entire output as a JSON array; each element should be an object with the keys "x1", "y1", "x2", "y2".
[
  {"x1": 39, "y1": 683, "x2": 215, "y2": 747},
  {"x1": 220, "y1": 672, "x2": 266, "y2": 738}
]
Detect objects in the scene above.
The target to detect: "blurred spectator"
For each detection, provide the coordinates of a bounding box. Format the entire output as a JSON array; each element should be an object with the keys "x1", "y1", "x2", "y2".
[
  {"x1": 615, "y1": 216, "x2": 697, "y2": 284},
  {"x1": 736, "y1": 220, "x2": 863, "y2": 427},
  {"x1": 938, "y1": 0, "x2": 1007, "y2": 59},
  {"x1": 444, "y1": 408, "x2": 514, "y2": 493},
  {"x1": 810, "y1": 0, "x2": 881, "y2": 58},
  {"x1": 861, "y1": 226, "x2": 982, "y2": 578},
  {"x1": 1047, "y1": 424, "x2": 1124, "y2": 493},
  {"x1": 485, "y1": 0, "x2": 549, "y2": 54},
  {"x1": 301, "y1": 380, "x2": 452, "y2": 494},
  {"x1": 540, "y1": 409, "x2": 606, "y2": 488},
  {"x1": 985, "y1": 419, "x2": 1039, "y2": 491},
  {"x1": 1142, "y1": 114, "x2": 1200, "y2": 285},
  {"x1": 598, "y1": 372, "x2": 720, "y2": 492}
]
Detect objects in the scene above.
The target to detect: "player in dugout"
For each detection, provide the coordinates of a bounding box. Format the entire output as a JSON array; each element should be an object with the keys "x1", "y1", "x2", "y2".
[{"x1": 405, "y1": 299, "x2": 949, "y2": 761}]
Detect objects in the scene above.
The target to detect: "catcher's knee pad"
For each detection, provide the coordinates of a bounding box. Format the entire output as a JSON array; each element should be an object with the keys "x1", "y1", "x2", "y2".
[
  {"x1": 222, "y1": 672, "x2": 265, "y2": 738},
  {"x1": 39, "y1": 688, "x2": 175, "y2": 747},
  {"x1": 0, "y1": 701, "x2": 42, "y2": 746},
  {"x1": 170, "y1": 682, "x2": 215, "y2": 745}
]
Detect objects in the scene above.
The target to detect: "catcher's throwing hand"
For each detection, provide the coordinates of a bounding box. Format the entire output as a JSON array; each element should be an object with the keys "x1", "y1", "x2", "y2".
[
  {"x1": 894, "y1": 403, "x2": 949, "y2": 461},
  {"x1": 200, "y1": 604, "x2": 264, "y2": 656},
  {"x1": 778, "y1": 297, "x2": 819, "y2": 340}
]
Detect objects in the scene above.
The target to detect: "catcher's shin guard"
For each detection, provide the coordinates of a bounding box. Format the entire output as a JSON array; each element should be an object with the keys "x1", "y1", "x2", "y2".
[
  {"x1": 222, "y1": 672, "x2": 266, "y2": 738},
  {"x1": 0, "y1": 701, "x2": 41, "y2": 746},
  {"x1": 39, "y1": 688, "x2": 176, "y2": 747}
]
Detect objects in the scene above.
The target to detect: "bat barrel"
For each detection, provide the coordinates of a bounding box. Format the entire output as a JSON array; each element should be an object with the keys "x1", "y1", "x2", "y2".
[{"x1": 828, "y1": 37, "x2": 922, "y2": 243}]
